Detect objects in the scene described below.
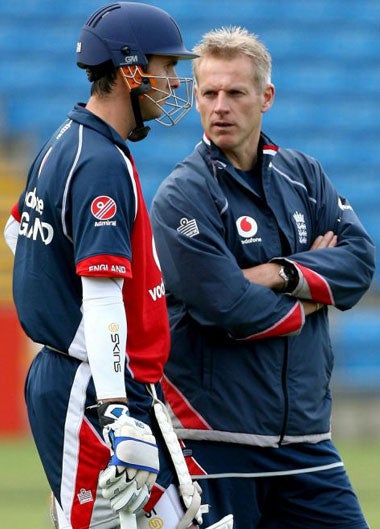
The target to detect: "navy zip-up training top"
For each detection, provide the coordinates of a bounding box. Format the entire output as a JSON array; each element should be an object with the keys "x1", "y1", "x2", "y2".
[{"x1": 151, "y1": 133, "x2": 375, "y2": 448}]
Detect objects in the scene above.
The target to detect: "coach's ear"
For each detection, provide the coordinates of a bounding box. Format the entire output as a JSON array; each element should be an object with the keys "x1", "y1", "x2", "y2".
[
  {"x1": 261, "y1": 83, "x2": 275, "y2": 113},
  {"x1": 194, "y1": 85, "x2": 200, "y2": 112}
]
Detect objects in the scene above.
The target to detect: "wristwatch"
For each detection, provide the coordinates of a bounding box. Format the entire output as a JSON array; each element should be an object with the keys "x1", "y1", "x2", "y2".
[{"x1": 278, "y1": 263, "x2": 299, "y2": 293}]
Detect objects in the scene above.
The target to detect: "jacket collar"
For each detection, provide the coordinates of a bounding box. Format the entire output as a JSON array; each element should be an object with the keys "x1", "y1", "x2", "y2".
[
  {"x1": 200, "y1": 132, "x2": 279, "y2": 177},
  {"x1": 201, "y1": 131, "x2": 279, "y2": 167}
]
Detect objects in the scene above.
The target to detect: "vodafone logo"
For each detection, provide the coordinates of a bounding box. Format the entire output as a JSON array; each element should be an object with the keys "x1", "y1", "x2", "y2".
[
  {"x1": 236, "y1": 216, "x2": 258, "y2": 238},
  {"x1": 91, "y1": 196, "x2": 117, "y2": 220}
]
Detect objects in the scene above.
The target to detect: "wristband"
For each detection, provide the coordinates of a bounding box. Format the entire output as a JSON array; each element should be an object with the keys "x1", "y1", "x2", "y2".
[{"x1": 96, "y1": 401, "x2": 130, "y2": 427}]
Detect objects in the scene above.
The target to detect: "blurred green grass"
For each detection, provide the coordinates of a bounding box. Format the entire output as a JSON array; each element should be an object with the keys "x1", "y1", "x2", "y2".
[
  {"x1": 0, "y1": 436, "x2": 378, "y2": 528},
  {"x1": 0, "y1": 437, "x2": 51, "y2": 529},
  {"x1": 336, "y1": 438, "x2": 379, "y2": 528}
]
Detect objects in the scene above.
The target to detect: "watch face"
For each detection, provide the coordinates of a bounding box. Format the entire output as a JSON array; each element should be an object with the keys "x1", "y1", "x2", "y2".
[
  {"x1": 283, "y1": 263, "x2": 299, "y2": 291},
  {"x1": 279, "y1": 266, "x2": 289, "y2": 291}
]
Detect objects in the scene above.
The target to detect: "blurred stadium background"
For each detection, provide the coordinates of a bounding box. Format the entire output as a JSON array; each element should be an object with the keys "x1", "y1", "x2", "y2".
[{"x1": 0, "y1": 0, "x2": 379, "y2": 526}]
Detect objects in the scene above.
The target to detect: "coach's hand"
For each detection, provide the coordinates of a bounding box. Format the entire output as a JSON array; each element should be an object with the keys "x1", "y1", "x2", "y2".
[{"x1": 97, "y1": 402, "x2": 159, "y2": 513}]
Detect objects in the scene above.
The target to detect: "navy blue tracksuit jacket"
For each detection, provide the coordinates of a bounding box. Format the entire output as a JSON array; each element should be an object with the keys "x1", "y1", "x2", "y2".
[{"x1": 151, "y1": 133, "x2": 375, "y2": 450}]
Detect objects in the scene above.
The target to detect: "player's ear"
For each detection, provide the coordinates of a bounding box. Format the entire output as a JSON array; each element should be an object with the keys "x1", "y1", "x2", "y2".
[{"x1": 261, "y1": 83, "x2": 275, "y2": 113}]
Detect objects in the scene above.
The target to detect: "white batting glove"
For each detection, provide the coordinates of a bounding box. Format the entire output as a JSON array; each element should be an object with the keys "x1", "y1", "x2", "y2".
[{"x1": 97, "y1": 402, "x2": 159, "y2": 514}]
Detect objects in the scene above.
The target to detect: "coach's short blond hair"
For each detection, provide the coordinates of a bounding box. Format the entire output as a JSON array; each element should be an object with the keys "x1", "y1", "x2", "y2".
[{"x1": 192, "y1": 26, "x2": 272, "y2": 92}]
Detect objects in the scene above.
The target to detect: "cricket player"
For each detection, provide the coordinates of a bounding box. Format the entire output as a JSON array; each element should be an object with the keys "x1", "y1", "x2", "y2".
[{"x1": 4, "y1": 4, "x2": 232, "y2": 529}]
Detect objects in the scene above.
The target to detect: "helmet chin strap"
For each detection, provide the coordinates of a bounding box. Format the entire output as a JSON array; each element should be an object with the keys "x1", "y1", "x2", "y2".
[{"x1": 128, "y1": 91, "x2": 151, "y2": 142}]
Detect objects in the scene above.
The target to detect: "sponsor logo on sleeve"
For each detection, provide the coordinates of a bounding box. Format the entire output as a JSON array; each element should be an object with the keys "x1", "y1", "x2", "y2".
[
  {"x1": 177, "y1": 217, "x2": 199, "y2": 238},
  {"x1": 91, "y1": 196, "x2": 117, "y2": 226}
]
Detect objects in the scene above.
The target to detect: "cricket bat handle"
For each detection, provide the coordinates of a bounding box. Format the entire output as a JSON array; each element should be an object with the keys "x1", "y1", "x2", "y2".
[{"x1": 119, "y1": 510, "x2": 138, "y2": 529}]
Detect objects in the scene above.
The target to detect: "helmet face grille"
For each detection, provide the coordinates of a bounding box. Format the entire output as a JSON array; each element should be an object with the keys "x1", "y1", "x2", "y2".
[
  {"x1": 120, "y1": 66, "x2": 194, "y2": 128},
  {"x1": 154, "y1": 78, "x2": 194, "y2": 127}
]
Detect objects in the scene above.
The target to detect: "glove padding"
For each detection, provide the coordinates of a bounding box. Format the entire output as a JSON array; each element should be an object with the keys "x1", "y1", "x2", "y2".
[
  {"x1": 97, "y1": 403, "x2": 159, "y2": 514},
  {"x1": 99, "y1": 465, "x2": 155, "y2": 513}
]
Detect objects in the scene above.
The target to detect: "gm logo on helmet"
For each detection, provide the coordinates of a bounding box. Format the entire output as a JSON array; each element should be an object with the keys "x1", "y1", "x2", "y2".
[
  {"x1": 236, "y1": 216, "x2": 258, "y2": 238},
  {"x1": 124, "y1": 55, "x2": 138, "y2": 64}
]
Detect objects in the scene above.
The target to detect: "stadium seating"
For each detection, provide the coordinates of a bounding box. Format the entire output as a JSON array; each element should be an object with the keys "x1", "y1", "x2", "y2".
[
  {"x1": 0, "y1": 0, "x2": 379, "y2": 392},
  {"x1": 331, "y1": 308, "x2": 380, "y2": 393}
]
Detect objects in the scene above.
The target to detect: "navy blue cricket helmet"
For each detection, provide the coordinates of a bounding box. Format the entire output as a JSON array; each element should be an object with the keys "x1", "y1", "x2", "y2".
[{"x1": 76, "y1": 2, "x2": 197, "y2": 69}]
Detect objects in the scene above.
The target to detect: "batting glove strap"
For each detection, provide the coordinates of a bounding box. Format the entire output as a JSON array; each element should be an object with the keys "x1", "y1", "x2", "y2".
[
  {"x1": 97, "y1": 402, "x2": 130, "y2": 428},
  {"x1": 110, "y1": 434, "x2": 159, "y2": 474}
]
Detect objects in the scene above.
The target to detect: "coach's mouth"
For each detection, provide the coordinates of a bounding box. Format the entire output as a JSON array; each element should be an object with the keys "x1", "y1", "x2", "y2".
[{"x1": 212, "y1": 120, "x2": 234, "y2": 131}]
